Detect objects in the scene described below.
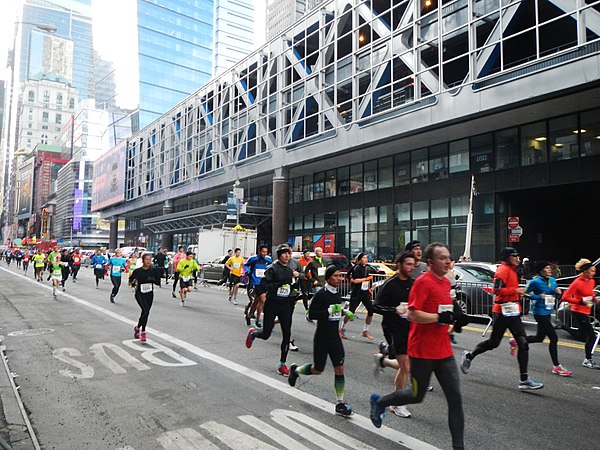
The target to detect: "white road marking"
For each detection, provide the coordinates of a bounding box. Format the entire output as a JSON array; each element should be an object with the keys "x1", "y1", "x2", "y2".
[
  {"x1": 52, "y1": 348, "x2": 95, "y2": 379},
  {"x1": 90, "y1": 343, "x2": 151, "y2": 374},
  {"x1": 156, "y1": 428, "x2": 220, "y2": 449},
  {"x1": 121, "y1": 339, "x2": 196, "y2": 367},
  {"x1": 0, "y1": 266, "x2": 440, "y2": 450},
  {"x1": 201, "y1": 421, "x2": 280, "y2": 449},
  {"x1": 238, "y1": 415, "x2": 312, "y2": 450}
]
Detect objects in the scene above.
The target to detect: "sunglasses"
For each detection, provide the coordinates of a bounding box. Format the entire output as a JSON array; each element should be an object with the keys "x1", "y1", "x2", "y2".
[{"x1": 510, "y1": 253, "x2": 520, "y2": 257}]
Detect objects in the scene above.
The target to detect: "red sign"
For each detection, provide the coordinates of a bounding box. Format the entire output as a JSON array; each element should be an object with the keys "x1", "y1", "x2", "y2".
[
  {"x1": 508, "y1": 235, "x2": 520, "y2": 243},
  {"x1": 508, "y1": 217, "x2": 519, "y2": 229}
]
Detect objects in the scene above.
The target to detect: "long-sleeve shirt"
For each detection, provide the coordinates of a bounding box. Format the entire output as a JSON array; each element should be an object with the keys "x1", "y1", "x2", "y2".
[
  {"x1": 492, "y1": 262, "x2": 521, "y2": 314},
  {"x1": 374, "y1": 274, "x2": 413, "y2": 328},
  {"x1": 308, "y1": 284, "x2": 344, "y2": 337},
  {"x1": 526, "y1": 275, "x2": 558, "y2": 315},
  {"x1": 243, "y1": 254, "x2": 272, "y2": 287},
  {"x1": 563, "y1": 275, "x2": 596, "y2": 315}
]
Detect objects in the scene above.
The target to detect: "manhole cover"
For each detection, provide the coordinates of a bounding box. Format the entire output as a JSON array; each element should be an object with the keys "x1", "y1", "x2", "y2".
[{"x1": 8, "y1": 328, "x2": 55, "y2": 337}]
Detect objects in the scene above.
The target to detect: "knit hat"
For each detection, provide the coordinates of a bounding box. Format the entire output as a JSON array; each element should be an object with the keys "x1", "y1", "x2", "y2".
[
  {"x1": 533, "y1": 260, "x2": 550, "y2": 274},
  {"x1": 499, "y1": 247, "x2": 518, "y2": 261},
  {"x1": 276, "y1": 244, "x2": 291, "y2": 257},
  {"x1": 405, "y1": 240, "x2": 421, "y2": 251},
  {"x1": 325, "y1": 265, "x2": 339, "y2": 281}
]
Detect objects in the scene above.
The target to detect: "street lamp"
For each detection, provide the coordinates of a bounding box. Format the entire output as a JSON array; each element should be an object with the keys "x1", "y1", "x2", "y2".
[{"x1": 1, "y1": 21, "x2": 57, "y2": 244}]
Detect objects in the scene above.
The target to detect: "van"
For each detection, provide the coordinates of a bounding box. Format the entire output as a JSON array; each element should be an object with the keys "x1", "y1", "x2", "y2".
[{"x1": 119, "y1": 246, "x2": 147, "y2": 258}]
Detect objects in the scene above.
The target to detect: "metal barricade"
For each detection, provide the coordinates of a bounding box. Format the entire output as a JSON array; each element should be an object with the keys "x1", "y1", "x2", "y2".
[
  {"x1": 338, "y1": 272, "x2": 388, "y2": 310},
  {"x1": 454, "y1": 281, "x2": 495, "y2": 335}
]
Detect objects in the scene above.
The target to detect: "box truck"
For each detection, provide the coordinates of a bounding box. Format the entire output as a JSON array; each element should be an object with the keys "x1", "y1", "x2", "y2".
[{"x1": 188, "y1": 227, "x2": 258, "y2": 263}]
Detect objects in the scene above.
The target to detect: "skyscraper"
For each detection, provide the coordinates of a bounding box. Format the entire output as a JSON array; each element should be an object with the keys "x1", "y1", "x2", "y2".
[{"x1": 266, "y1": 0, "x2": 307, "y2": 40}]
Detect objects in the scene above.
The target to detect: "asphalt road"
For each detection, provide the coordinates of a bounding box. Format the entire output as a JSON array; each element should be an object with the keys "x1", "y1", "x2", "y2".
[{"x1": 0, "y1": 262, "x2": 599, "y2": 450}]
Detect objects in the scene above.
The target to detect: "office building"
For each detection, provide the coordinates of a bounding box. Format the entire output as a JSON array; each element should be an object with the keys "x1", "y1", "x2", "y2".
[{"x1": 266, "y1": 0, "x2": 307, "y2": 40}]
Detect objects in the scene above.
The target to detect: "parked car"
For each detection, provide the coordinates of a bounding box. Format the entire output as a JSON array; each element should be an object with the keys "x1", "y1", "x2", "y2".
[
  {"x1": 452, "y1": 264, "x2": 496, "y2": 316},
  {"x1": 200, "y1": 256, "x2": 229, "y2": 284},
  {"x1": 556, "y1": 287, "x2": 600, "y2": 340}
]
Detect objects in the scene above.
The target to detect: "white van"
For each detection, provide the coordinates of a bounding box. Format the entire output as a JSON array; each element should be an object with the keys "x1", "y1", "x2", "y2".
[{"x1": 119, "y1": 246, "x2": 147, "y2": 258}]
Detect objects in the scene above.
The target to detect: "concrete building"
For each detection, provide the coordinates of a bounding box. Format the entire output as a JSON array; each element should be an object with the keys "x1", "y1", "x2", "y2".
[
  {"x1": 266, "y1": 0, "x2": 307, "y2": 40},
  {"x1": 84, "y1": 0, "x2": 600, "y2": 263}
]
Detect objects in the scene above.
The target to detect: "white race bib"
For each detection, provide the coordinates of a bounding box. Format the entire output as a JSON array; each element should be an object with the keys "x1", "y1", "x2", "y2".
[
  {"x1": 112, "y1": 265, "x2": 121, "y2": 274},
  {"x1": 140, "y1": 283, "x2": 153, "y2": 294},
  {"x1": 328, "y1": 307, "x2": 342, "y2": 320},
  {"x1": 52, "y1": 270, "x2": 62, "y2": 277},
  {"x1": 501, "y1": 302, "x2": 520, "y2": 317},
  {"x1": 182, "y1": 276, "x2": 191, "y2": 282},
  {"x1": 450, "y1": 289, "x2": 456, "y2": 299},
  {"x1": 317, "y1": 267, "x2": 326, "y2": 276},
  {"x1": 543, "y1": 295, "x2": 555, "y2": 310},
  {"x1": 255, "y1": 268, "x2": 265, "y2": 278},
  {"x1": 399, "y1": 302, "x2": 408, "y2": 318},
  {"x1": 95, "y1": 264, "x2": 103, "y2": 269},
  {"x1": 582, "y1": 296, "x2": 593, "y2": 307},
  {"x1": 361, "y1": 280, "x2": 370, "y2": 291},
  {"x1": 277, "y1": 284, "x2": 290, "y2": 297},
  {"x1": 438, "y1": 304, "x2": 453, "y2": 313},
  {"x1": 233, "y1": 262, "x2": 241, "y2": 269}
]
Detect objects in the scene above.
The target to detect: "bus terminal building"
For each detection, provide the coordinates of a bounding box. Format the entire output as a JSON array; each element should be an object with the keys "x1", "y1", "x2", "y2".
[{"x1": 95, "y1": 0, "x2": 600, "y2": 264}]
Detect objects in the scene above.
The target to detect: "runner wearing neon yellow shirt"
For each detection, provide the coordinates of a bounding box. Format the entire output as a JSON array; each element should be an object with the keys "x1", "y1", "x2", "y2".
[
  {"x1": 32, "y1": 250, "x2": 46, "y2": 282},
  {"x1": 177, "y1": 252, "x2": 200, "y2": 306},
  {"x1": 225, "y1": 248, "x2": 245, "y2": 305}
]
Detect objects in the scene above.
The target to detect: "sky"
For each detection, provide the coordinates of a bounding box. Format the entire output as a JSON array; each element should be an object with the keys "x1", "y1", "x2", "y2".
[{"x1": 0, "y1": 0, "x2": 267, "y2": 108}]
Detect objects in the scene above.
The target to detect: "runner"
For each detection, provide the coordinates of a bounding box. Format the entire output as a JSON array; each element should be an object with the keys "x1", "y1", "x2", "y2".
[
  {"x1": 298, "y1": 249, "x2": 313, "y2": 314},
  {"x1": 59, "y1": 249, "x2": 71, "y2": 292},
  {"x1": 225, "y1": 248, "x2": 245, "y2": 305},
  {"x1": 14, "y1": 249, "x2": 23, "y2": 268},
  {"x1": 192, "y1": 252, "x2": 200, "y2": 289},
  {"x1": 108, "y1": 249, "x2": 128, "y2": 303},
  {"x1": 405, "y1": 241, "x2": 428, "y2": 279},
  {"x1": 288, "y1": 265, "x2": 354, "y2": 417},
  {"x1": 177, "y1": 251, "x2": 200, "y2": 306},
  {"x1": 369, "y1": 243, "x2": 464, "y2": 450},
  {"x1": 50, "y1": 258, "x2": 63, "y2": 300},
  {"x1": 245, "y1": 244, "x2": 299, "y2": 376},
  {"x1": 171, "y1": 246, "x2": 186, "y2": 298},
  {"x1": 128, "y1": 253, "x2": 162, "y2": 343},
  {"x1": 561, "y1": 258, "x2": 600, "y2": 369},
  {"x1": 22, "y1": 251, "x2": 30, "y2": 275},
  {"x1": 514, "y1": 260, "x2": 572, "y2": 376},
  {"x1": 218, "y1": 249, "x2": 233, "y2": 285},
  {"x1": 372, "y1": 251, "x2": 415, "y2": 418},
  {"x1": 32, "y1": 249, "x2": 46, "y2": 282},
  {"x1": 243, "y1": 245, "x2": 272, "y2": 327},
  {"x1": 90, "y1": 249, "x2": 108, "y2": 289},
  {"x1": 70, "y1": 248, "x2": 82, "y2": 282},
  {"x1": 340, "y1": 252, "x2": 375, "y2": 340},
  {"x1": 46, "y1": 246, "x2": 60, "y2": 281},
  {"x1": 460, "y1": 247, "x2": 543, "y2": 390},
  {"x1": 153, "y1": 247, "x2": 169, "y2": 285},
  {"x1": 305, "y1": 247, "x2": 327, "y2": 292}
]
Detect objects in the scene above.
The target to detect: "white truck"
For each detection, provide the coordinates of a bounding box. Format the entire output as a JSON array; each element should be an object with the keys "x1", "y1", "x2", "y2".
[{"x1": 188, "y1": 227, "x2": 258, "y2": 263}]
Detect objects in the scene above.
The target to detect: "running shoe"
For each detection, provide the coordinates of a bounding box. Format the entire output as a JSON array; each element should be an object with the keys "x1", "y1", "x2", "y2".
[
  {"x1": 181, "y1": 300, "x2": 185, "y2": 307},
  {"x1": 255, "y1": 320, "x2": 262, "y2": 328},
  {"x1": 172, "y1": 292, "x2": 176, "y2": 298},
  {"x1": 140, "y1": 331, "x2": 147, "y2": 343},
  {"x1": 232, "y1": 298, "x2": 238, "y2": 305},
  {"x1": 277, "y1": 364, "x2": 290, "y2": 377},
  {"x1": 460, "y1": 350, "x2": 471, "y2": 374},
  {"x1": 426, "y1": 385, "x2": 434, "y2": 392},
  {"x1": 552, "y1": 365, "x2": 572, "y2": 377},
  {"x1": 518, "y1": 378, "x2": 543, "y2": 390},
  {"x1": 289, "y1": 340, "x2": 298, "y2": 352},
  {"x1": 339, "y1": 328, "x2": 347, "y2": 339},
  {"x1": 288, "y1": 364, "x2": 299, "y2": 387},
  {"x1": 582, "y1": 358, "x2": 600, "y2": 369},
  {"x1": 53, "y1": 293, "x2": 57, "y2": 300},
  {"x1": 305, "y1": 311, "x2": 313, "y2": 323},
  {"x1": 373, "y1": 353, "x2": 384, "y2": 377},
  {"x1": 335, "y1": 402, "x2": 353, "y2": 417},
  {"x1": 245, "y1": 328, "x2": 255, "y2": 348},
  {"x1": 391, "y1": 405, "x2": 411, "y2": 418},
  {"x1": 110, "y1": 294, "x2": 115, "y2": 304},
  {"x1": 508, "y1": 338, "x2": 517, "y2": 357},
  {"x1": 362, "y1": 330, "x2": 374, "y2": 340},
  {"x1": 450, "y1": 334, "x2": 458, "y2": 344},
  {"x1": 133, "y1": 326, "x2": 140, "y2": 339},
  {"x1": 378, "y1": 341, "x2": 389, "y2": 356},
  {"x1": 244, "y1": 303, "x2": 250, "y2": 316},
  {"x1": 244, "y1": 314, "x2": 251, "y2": 326},
  {"x1": 369, "y1": 394, "x2": 386, "y2": 428},
  {"x1": 62, "y1": 287, "x2": 66, "y2": 292}
]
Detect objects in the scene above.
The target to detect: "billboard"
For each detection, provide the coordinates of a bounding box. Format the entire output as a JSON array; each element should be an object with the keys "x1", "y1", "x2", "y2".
[
  {"x1": 92, "y1": 140, "x2": 126, "y2": 211},
  {"x1": 17, "y1": 159, "x2": 34, "y2": 217}
]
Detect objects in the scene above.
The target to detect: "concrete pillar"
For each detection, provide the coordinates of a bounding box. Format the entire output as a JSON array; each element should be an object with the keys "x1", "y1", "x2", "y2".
[
  {"x1": 272, "y1": 168, "x2": 289, "y2": 247},
  {"x1": 162, "y1": 199, "x2": 174, "y2": 251},
  {"x1": 109, "y1": 217, "x2": 119, "y2": 250}
]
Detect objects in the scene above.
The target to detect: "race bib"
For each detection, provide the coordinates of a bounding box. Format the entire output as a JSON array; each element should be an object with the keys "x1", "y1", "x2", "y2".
[
  {"x1": 361, "y1": 280, "x2": 370, "y2": 291},
  {"x1": 582, "y1": 296, "x2": 593, "y2": 307},
  {"x1": 438, "y1": 304, "x2": 453, "y2": 313},
  {"x1": 233, "y1": 262, "x2": 241, "y2": 269},
  {"x1": 450, "y1": 289, "x2": 456, "y2": 299},
  {"x1": 53, "y1": 270, "x2": 62, "y2": 277},
  {"x1": 543, "y1": 295, "x2": 555, "y2": 310},
  {"x1": 328, "y1": 307, "x2": 342, "y2": 320},
  {"x1": 501, "y1": 302, "x2": 520, "y2": 317},
  {"x1": 95, "y1": 264, "x2": 104, "y2": 269},
  {"x1": 140, "y1": 283, "x2": 153, "y2": 294},
  {"x1": 317, "y1": 267, "x2": 326, "y2": 277},
  {"x1": 255, "y1": 268, "x2": 265, "y2": 278},
  {"x1": 277, "y1": 284, "x2": 290, "y2": 297},
  {"x1": 73, "y1": 257, "x2": 80, "y2": 263},
  {"x1": 182, "y1": 276, "x2": 191, "y2": 282},
  {"x1": 399, "y1": 302, "x2": 408, "y2": 318},
  {"x1": 112, "y1": 265, "x2": 121, "y2": 274}
]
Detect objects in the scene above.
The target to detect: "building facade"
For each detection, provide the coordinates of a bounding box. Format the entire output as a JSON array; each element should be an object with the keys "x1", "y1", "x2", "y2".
[
  {"x1": 95, "y1": 0, "x2": 600, "y2": 263},
  {"x1": 266, "y1": 0, "x2": 308, "y2": 40}
]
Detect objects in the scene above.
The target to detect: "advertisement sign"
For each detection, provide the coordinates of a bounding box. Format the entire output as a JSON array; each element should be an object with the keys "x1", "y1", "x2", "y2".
[
  {"x1": 17, "y1": 160, "x2": 34, "y2": 217},
  {"x1": 226, "y1": 192, "x2": 237, "y2": 220},
  {"x1": 92, "y1": 140, "x2": 127, "y2": 211}
]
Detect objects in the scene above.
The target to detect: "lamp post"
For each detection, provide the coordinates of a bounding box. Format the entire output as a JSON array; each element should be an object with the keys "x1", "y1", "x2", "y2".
[{"x1": 1, "y1": 21, "x2": 57, "y2": 244}]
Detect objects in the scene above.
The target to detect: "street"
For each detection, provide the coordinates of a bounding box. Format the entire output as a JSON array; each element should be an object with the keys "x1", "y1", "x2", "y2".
[{"x1": 0, "y1": 263, "x2": 599, "y2": 450}]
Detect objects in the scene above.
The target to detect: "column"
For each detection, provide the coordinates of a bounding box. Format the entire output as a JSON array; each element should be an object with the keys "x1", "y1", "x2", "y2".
[
  {"x1": 272, "y1": 168, "x2": 289, "y2": 247},
  {"x1": 109, "y1": 217, "x2": 119, "y2": 250},
  {"x1": 162, "y1": 199, "x2": 174, "y2": 251}
]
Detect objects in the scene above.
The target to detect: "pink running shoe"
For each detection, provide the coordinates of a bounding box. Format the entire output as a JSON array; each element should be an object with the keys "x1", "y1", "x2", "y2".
[
  {"x1": 140, "y1": 331, "x2": 147, "y2": 343},
  {"x1": 134, "y1": 326, "x2": 140, "y2": 339},
  {"x1": 552, "y1": 365, "x2": 572, "y2": 377},
  {"x1": 245, "y1": 328, "x2": 255, "y2": 349},
  {"x1": 508, "y1": 338, "x2": 517, "y2": 357},
  {"x1": 277, "y1": 364, "x2": 290, "y2": 377}
]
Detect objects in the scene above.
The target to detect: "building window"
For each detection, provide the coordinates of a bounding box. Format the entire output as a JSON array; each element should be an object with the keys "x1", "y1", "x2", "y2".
[
  {"x1": 350, "y1": 163, "x2": 363, "y2": 193},
  {"x1": 520, "y1": 121, "x2": 547, "y2": 166},
  {"x1": 55, "y1": 114, "x2": 62, "y2": 124},
  {"x1": 69, "y1": 98, "x2": 75, "y2": 109},
  {"x1": 303, "y1": 175, "x2": 313, "y2": 201},
  {"x1": 41, "y1": 134, "x2": 48, "y2": 145},
  {"x1": 378, "y1": 157, "x2": 393, "y2": 188},
  {"x1": 313, "y1": 172, "x2": 325, "y2": 199},
  {"x1": 579, "y1": 109, "x2": 600, "y2": 157},
  {"x1": 394, "y1": 153, "x2": 410, "y2": 185},
  {"x1": 337, "y1": 166, "x2": 350, "y2": 196},
  {"x1": 325, "y1": 170, "x2": 336, "y2": 197},
  {"x1": 411, "y1": 148, "x2": 428, "y2": 183},
  {"x1": 43, "y1": 90, "x2": 50, "y2": 102},
  {"x1": 42, "y1": 112, "x2": 49, "y2": 122},
  {"x1": 57, "y1": 93, "x2": 63, "y2": 105},
  {"x1": 470, "y1": 134, "x2": 493, "y2": 173},
  {"x1": 495, "y1": 127, "x2": 519, "y2": 170},
  {"x1": 28, "y1": 90, "x2": 35, "y2": 102},
  {"x1": 549, "y1": 114, "x2": 579, "y2": 161},
  {"x1": 449, "y1": 139, "x2": 469, "y2": 173},
  {"x1": 363, "y1": 160, "x2": 377, "y2": 191},
  {"x1": 429, "y1": 143, "x2": 448, "y2": 180}
]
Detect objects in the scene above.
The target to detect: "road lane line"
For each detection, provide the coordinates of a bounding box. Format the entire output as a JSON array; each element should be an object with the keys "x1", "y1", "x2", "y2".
[{"x1": 1, "y1": 266, "x2": 439, "y2": 450}]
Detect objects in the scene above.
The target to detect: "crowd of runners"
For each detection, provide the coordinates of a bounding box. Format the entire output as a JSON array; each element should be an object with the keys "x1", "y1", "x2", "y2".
[{"x1": 3, "y1": 241, "x2": 599, "y2": 450}]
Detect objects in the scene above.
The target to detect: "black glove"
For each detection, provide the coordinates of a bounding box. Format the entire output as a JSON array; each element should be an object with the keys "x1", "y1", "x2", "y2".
[{"x1": 438, "y1": 310, "x2": 454, "y2": 324}]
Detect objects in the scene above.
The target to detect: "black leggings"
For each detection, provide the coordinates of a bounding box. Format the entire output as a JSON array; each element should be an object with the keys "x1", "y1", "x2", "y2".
[
  {"x1": 172, "y1": 272, "x2": 180, "y2": 293},
  {"x1": 253, "y1": 298, "x2": 292, "y2": 363},
  {"x1": 110, "y1": 276, "x2": 122, "y2": 298},
  {"x1": 94, "y1": 269, "x2": 104, "y2": 286},
  {"x1": 135, "y1": 292, "x2": 154, "y2": 331},
  {"x1": 378, "y1": 356, "x2": 464, "y2": 450},
  {"x1": 61, "y1": 270, "x2": 69, "y2": 287},
  {"x1": 471, "y1": 313, "x2": 529, "y2": 379},
  {"x1": 573, "y1": 312, "x2": 596, "y2": 359},
  {"x1": 527, "y1": 314, "x2": 559, "y2": 366},
  {"x1": 71, "y1": 265, "x2": 80, "y2": 280}
]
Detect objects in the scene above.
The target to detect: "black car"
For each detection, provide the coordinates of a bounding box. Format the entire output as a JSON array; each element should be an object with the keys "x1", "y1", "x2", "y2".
[{"x1": 452, "y1": 264, "x2": 496, "y2": 317}]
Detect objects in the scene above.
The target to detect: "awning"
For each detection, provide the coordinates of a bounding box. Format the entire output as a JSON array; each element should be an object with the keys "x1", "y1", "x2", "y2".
[{"x1": 141, "y1": 204, "x2": 272, "y2": 233}]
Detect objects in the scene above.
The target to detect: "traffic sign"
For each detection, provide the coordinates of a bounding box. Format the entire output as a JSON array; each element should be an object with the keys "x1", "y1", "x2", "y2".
[
  {"x1": 508, "y1": 235, "x2": 520, "y2": 243},
  {"x1": 508, "y1": 217, "x2": 519, "y2": 229},
  {"x1": 509, "y1": 226, "x2": 523, "y2": 236}
]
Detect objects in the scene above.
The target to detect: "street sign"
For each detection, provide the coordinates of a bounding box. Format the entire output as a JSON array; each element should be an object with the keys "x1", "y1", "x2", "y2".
[
  {"x1": 509, "y1": 226, "x2": 523, "y2": 236},
  {"x1": 508, "y1": 217, "x2": 519, "y2": 229},
  {"x1": 508, "y1": 235, "x2": 520, "y2": 243}
]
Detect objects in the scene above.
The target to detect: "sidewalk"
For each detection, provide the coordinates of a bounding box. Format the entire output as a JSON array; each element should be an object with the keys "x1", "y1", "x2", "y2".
[{"x1": 0, "y1": 333, "x2": 38, "y2": 450}]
